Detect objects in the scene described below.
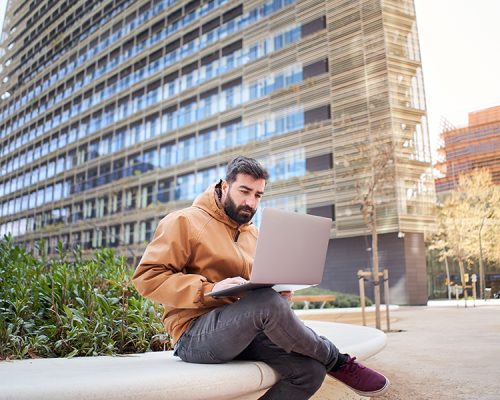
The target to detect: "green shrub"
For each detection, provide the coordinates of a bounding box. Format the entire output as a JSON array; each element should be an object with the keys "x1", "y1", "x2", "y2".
[
  {"x1": 0, "y1": 235, "x2": 166, "y2": 360},
  {"x1": 291, "y1": 287, "x2": 372, "y2": 309}
]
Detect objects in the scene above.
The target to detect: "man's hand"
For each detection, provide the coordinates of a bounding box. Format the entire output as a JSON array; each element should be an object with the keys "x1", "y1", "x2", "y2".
[{"x1": 212, "y1": 277, "x2": 248, "y2": 292}]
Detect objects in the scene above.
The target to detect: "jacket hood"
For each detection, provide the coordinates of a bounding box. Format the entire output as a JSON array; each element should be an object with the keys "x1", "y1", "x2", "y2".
[{"x1": 192, "y1": 180, "x2": 254, "y2": 231}]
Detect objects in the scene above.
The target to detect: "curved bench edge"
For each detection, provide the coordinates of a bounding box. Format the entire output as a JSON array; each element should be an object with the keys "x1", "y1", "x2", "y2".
[{"x1": 0, "y1": 321, "x2": 386, "y2": 400}]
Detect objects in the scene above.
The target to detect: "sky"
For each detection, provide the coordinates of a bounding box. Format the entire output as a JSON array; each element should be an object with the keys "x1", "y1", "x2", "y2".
[
  {"x1": 414, "y1": 0, "x2": 500, "y2": 161},
  {"x1": 0, "y1": 1, "x2": 499, "y2": 162}
]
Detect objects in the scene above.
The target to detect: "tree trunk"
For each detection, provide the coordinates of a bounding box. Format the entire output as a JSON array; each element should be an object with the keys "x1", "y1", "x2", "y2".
[
  {"x1": 458, "y1": 258, "x2": 468, "y2": 304},
  {"x1": 479, "y1": 219, "x2": 485, "y2": 299},
  {"x1": 444, "y1": 256, "x2": 451, "y2": 300}
]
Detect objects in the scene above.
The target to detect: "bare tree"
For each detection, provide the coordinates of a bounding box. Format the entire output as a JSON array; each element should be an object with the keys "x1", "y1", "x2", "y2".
[
  {"x1": 437, "y1": 193, "x2": 474, "y2": 300},
  {"x1": 453, "y1": 169, "x2": 500, "y2": 298},
  {"x1": 427, "y1": 213, "x2": 453, "y2": 300},
  {"x1": 356, "y1": 140, "x2": 395, "y2": 330}
]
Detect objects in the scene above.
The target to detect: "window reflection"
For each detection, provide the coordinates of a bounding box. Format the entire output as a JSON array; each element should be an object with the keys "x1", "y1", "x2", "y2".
[
  {"x1": 1, "y1": 6, "x2": 301, "y2": 162},
  {"x1": 0, "y1": 0, "x2": 322, "y2": 240},
  {"x1": 0, "y1": 104, "x2": 320, "y2": 223}
]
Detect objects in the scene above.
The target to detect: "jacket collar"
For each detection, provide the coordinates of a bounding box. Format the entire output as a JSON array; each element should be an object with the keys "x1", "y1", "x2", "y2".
[{"x1": 192, "y1": 181, "x2": 253, "y2": 230}]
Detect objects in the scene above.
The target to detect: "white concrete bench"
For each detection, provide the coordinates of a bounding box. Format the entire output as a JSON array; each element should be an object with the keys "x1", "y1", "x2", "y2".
[{"x1": 0, "y1": 320, "x2": 387, "y2": 400}]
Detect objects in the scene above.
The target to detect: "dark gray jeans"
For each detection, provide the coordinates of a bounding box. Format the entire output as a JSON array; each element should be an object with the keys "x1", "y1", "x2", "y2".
[{"x1": 174, "y1": 288, "x2": 339, "y2": 399}]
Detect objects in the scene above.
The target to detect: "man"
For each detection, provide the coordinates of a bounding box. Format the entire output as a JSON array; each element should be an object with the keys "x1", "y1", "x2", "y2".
[{"x1": 133, "y1": 156, "x2": 389, "y2": 399}]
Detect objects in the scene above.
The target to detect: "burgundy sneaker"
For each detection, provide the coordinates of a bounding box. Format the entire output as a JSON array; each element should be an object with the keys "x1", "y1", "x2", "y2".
[{"x1": 328, "y1": 355, "x2": 390, "y2": 397}]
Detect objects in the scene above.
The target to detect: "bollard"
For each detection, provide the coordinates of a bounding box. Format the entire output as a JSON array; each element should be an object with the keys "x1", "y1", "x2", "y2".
[
  {"x1": 358, "y1": 270, "x2": 366, "y2": 326},
  {"x1": 384, "y1": 270, "x2": 390, "y2": 332}
]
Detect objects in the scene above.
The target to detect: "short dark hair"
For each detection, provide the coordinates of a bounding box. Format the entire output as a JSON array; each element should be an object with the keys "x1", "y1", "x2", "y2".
[{"x1": 225, "y1": 156, "x2": 269, "y2": 184}]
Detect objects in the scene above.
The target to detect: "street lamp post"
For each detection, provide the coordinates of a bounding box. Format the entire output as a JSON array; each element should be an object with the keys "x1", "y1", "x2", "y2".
[{"x1": 478, "y1": 217, "x2": 486, "y2": 299}]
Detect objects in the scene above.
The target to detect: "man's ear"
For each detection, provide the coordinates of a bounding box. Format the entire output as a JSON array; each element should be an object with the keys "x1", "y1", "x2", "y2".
[
  {"x1": 219, "y1": 180, "x2": 230, "y2": 203},
  {"x1": 221, "y1": 180, "x2": 229, "y2": 195}
]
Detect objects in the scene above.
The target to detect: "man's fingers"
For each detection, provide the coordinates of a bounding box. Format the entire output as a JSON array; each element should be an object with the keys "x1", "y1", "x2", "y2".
[
  {"x1": 222, "y1": 277, "x2": 247, "y2": 285},
  {"x1": 213, "y1": 277, "x2": 248, "y2": 291}
]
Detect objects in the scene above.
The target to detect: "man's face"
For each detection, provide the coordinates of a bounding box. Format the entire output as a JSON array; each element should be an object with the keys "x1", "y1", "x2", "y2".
[{"x1": 221, "y1": 174, "x2": 266, "y2": 224}]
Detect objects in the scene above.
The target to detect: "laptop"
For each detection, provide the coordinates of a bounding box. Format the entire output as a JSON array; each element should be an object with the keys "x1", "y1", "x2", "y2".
[{"x1": 206, "y1": 208, "x2": 332, "y2": 297}]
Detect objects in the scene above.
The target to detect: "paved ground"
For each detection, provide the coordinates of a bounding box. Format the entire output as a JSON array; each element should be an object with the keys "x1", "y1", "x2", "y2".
[{"x1": 302, "y1": 303, "x2": 500, "y2": 400}]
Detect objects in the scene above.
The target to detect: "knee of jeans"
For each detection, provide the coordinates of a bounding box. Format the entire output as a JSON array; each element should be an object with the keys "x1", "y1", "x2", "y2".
[
  {"x1": 251, "y1": 288, "x2": 289, "y2": 312},
  {"x1": 293, "y1": 358, "x2": 326, "y2": 395},
  {"x1": 285, "y1": 358, "x2": 326, "y2": 394}
]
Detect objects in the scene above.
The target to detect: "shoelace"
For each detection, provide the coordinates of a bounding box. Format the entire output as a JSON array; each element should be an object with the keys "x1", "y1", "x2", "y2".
[{"x1": 342, "y1": 357, "x2": 366, "y2": 374}]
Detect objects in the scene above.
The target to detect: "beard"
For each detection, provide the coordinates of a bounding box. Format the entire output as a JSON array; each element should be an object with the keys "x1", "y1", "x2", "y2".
[{"x1": 224, "y1": 192, "x2": 256, "y2": 224}]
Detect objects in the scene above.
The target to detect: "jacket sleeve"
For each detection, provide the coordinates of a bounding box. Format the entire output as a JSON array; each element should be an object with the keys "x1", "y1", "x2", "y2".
[{"x1": 132, "y1": 213, "x2": 226, "y2": 309}]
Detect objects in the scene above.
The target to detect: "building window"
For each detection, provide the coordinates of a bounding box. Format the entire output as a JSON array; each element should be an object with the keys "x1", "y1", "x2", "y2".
[
  {"x1": 140, "y1": 185, "x2": 154, "y2": 208},
  {"x1": 307, "y1": 205, "x2": 335, "y2": 221},
  {"x1": 306, "y1": 153, "x2": 333, "y2": 172},
  {"x1": 158, "y1": 178, "x2": 173, "y2": 203},
  {"x1": 304, "y1": 105, "x2": 331, "y2": 125},
  {"x1": 124, "y1": 187, "x2": 138, "y2": 210},
  {"x1": 303, "y1": 58, "x2": 329, "y2": 79},
  {"x1": 109, "y1": 192, "x2": 122, "y2": 214},
  {"x1": 108, "y1": 225, "x2": 121, "y2": 248},
  {"x1": 124, "y1": 222, "x2": 137, "y2": 245},
  {"x1": 301, "y1": 16, "x2": 326, "y2": 37}
]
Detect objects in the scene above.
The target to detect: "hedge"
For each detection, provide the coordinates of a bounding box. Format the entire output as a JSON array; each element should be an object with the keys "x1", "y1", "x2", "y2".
[
  {"x1": 292, "y1": 287, "x2": 373, "y2": 309},
  {"x1": 0, "y1": 236, "x2": 165, "y2": 360}
]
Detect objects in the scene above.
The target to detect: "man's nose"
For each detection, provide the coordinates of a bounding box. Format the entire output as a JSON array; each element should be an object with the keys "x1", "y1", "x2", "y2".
[{"x1": 244, "y1": 197, "x2": 257, "y2": 208}]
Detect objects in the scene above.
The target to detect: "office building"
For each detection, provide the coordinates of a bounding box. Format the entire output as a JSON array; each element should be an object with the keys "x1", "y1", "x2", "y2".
[
  {"x1": 435, "y1": 105, "x2": 500, "y2": 196},
  {"x1": 0, "y1": 0, "x2": 435, "y2": 304}
]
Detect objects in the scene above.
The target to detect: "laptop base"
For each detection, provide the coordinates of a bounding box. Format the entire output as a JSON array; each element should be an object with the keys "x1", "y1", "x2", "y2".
[{"x1": 206, "y1": 283, "x2": 274, "y2": 297}]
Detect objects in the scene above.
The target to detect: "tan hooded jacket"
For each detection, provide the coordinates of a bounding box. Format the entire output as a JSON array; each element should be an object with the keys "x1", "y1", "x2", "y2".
[{"x1": 132, "y1": 183, "x2": 258, "y2": 343}]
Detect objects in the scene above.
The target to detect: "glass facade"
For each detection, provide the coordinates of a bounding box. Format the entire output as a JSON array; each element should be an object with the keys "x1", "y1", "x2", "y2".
[{"x1": 0, "y1": 0, "x2": 329, "y2": 243}]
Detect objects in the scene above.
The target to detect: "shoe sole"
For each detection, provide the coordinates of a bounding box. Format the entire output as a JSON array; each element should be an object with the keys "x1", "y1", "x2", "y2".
[
  {"x1": 353, "y1": 377, "x2": 390, "y2": 397},
  {"x1": 329, "y1": 375, "x2": 391, "y2": 397}
]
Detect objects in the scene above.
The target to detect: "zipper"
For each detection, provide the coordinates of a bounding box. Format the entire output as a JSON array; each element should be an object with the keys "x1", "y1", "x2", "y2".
[{"x1": 232, "y1": 226, "x2": 247, "y2": 277}]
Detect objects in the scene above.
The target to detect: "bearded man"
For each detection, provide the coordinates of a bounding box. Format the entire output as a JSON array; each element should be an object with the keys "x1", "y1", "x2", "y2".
[{"x1": 133, "y1": 155, "x2": 389, "y2": 399}]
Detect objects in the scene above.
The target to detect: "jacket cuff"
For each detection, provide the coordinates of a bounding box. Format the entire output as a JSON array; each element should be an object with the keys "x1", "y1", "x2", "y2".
[
  {"x1": 201, "y1": 282, "x2": 220, "y2": 306},
  {"x1": 200, "y1": 281, "x2": 227, "y2": 307}
]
